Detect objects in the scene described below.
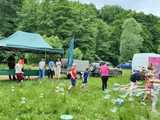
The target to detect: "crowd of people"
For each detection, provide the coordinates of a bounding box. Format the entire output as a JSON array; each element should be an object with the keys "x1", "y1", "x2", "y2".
[
  {"x1": 7, "y1": 54, "x2": 62, "y2": 82},
  {"x1": 38, "y1": 58, "x2": 62, "y2": 80},
  {"x1": 7, "y1": 54, "x2": 110, "y2": 92},
  {"x1": 6, "y1": 54, "x2": 160, "y2": 112}
]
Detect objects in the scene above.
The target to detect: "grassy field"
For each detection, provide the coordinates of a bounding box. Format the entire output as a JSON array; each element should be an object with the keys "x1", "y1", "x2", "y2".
[{"x1": 0, "y1": 70, "x2": 159, "y2": 120}]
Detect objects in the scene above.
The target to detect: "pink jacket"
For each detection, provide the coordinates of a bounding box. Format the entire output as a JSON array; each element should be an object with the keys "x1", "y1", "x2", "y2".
[{"x1": 100, "y1": 64, "x2": 109, "y2": 76}]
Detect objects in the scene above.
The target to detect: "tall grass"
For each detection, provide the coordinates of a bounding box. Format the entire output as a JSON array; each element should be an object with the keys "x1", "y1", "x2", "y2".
[{"x1": 0, "y1": 70, "x2": 159, "y2": 120}]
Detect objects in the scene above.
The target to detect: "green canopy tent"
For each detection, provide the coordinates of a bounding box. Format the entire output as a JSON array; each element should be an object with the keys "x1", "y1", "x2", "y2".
[
  {"x1": 0, "y1": 31, "x2": 64, "y2": 78},
  {"x1": 0, "y1": 31, "x2": 64, "y2": 55}
]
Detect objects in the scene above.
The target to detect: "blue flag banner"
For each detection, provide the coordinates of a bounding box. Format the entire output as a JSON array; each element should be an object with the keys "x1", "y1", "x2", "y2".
[{"x1": 67, "y1": 38, "x2": 74, "y2": 69}]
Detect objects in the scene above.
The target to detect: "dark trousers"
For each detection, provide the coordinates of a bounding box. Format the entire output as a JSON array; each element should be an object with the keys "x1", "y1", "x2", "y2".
[
  {"x1": 101, "y1": 76, "x2": 108, "y2": 91},
  {"x1": 70, "y1": 78, "x2": 76, "y2": 86},
  {"x1": 48, "y1": 69, "x2": 54, "y2": 79},
  {"x1": 9, "y1": 75, "x2": 16, "y2": 80},
  {"x1": 16, "y1": 73, "x2": 24, "y2": 82},
  {"x1": 9, "y1": 68, "x2": 16, "y2": 80}
]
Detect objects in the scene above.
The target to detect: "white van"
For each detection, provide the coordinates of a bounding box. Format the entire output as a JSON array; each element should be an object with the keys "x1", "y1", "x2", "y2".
[{"x1": 132, "y1": 53, "x2": 160, "y2": 73}]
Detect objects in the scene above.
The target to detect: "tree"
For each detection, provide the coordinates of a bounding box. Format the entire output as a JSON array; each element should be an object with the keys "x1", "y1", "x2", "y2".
[
  {"x1": 120, "y1": 18, "x2": 144, "y2": 62},
  {"x1": 44, "y1": 35, "x2": 63, "y2": 48},
  {"x1": 95, "y1": 19, "x2": 111, "y2": 61},
  {"x1": 99, "y1": 5, "x2": 127, "y2": 24},
  {"x1": 0, "y1": 0, "x2": 22, "y2": 36},
  {"x1": 17, "y1": 0, "x2": 39, "y2": 32},
  {"x1": 74, "y1": 48, "x2": 83, "y2": 60}
]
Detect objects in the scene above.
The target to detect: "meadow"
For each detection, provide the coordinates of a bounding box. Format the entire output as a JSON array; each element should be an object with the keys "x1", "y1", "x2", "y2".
[{"x1": 0, "y1": 70, "x2": 159, "y2": 120}]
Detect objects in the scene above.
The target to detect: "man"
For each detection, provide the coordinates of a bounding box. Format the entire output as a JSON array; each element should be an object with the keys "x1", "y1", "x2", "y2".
[
  {"x1": 7, "y1": 54, "x2": 16, "y2": 80},
  {"x1": 48, "y1": 60, "x2": 55, "y2": 79},
  {"x1": 39, "y1": 58, "x2": 46, "y2": 79}
]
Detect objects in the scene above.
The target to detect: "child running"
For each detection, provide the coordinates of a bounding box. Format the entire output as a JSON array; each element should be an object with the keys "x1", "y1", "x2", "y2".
[
  {"x1": 68, "y1": 64, "x2": 77, "y2": 90},
  {"x1": 81, "y1": 68, "x2": 89, "y2": 88}
]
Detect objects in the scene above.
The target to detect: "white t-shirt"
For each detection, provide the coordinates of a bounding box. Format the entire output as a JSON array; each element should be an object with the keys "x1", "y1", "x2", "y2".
[
  {"x1": 39, "y1": 61, "x2": 45, "y2": 70},
  {"x1": 15, "y1": 63, "x2": 23, "y2": 73},
  {"x1": 56, "y1": 61, "x2": 61, "y2": 67}
]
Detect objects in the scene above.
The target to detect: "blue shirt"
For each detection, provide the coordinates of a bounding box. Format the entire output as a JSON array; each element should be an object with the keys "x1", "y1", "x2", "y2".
[
  {"x1": 83, "y1": 71, "x2": 89, "y2": 80},
  {"x1": 48, "y1": 61, "x2": 55, "y2": 71}
]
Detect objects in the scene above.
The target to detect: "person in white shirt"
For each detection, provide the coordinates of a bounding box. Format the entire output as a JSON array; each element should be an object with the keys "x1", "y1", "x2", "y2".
[
  {"x1": 39, "y1": 58, "x2": 46, "y2": 79},
  {"x1": 15, "y1": 63, "x2": 23, "y2": 82},
  {"x1": 55, "y1": 58, "x2": 61, "y2": 80}
]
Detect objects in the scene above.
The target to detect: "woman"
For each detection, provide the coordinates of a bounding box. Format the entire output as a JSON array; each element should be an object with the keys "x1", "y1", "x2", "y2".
[
  {"x1": 100, "y1": 62, "x2": 110, "y2": 91},
  {"x1": 55, "y1": 59, "x2": 62, "y2": 80}
]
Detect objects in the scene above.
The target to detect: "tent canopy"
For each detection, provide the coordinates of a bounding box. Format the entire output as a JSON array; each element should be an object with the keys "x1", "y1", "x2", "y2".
[{"x1": 0, "y1": 31, "x2": 64, "y2": 54}]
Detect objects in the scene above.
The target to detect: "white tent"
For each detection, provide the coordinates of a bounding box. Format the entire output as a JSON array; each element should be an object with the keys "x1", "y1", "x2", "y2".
[{"x1": 132, "y1": 53, "x2": 160, "y2": 73}]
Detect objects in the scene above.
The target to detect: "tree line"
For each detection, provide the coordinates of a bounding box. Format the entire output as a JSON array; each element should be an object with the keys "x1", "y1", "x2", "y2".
[{"x1": 0, "y1": 0, "x2": 160, "y2": 65}]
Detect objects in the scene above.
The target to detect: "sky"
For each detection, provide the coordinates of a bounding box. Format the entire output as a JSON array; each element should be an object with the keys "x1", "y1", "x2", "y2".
[{"x1": 74, "y1": 0, "x2": 160, "y2": 17}]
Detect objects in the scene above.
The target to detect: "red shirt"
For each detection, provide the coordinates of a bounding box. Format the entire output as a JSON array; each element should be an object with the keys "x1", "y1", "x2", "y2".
[{"x1": 70, "y1": 67, "x2": 77, "y2": 80}]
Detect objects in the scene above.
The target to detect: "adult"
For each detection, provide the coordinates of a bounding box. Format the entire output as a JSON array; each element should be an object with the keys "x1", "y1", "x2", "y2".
[
  {"x1": 39, "y1": 58, "x2": 46, "y2": 79},
  {"x1": 55, "y1": 58, "x2": 62, "y2": 80},
  {"x1": 7, "y1": 54, "x2": 16, "y2": 80},
  {"x1": 100, "y1": 62, "x2": 110, "y2": 91},
  {"x1": 48, "y1": 60, "x2": 55, "y2": 79},
  {"x1": 68, "y1": 64, "x2": 77, "y2": 90}
]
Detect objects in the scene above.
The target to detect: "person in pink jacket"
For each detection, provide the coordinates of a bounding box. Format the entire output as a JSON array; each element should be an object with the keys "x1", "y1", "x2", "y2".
[{"x1": 100, "y1": 62, "x2": 110, "y2": 91}]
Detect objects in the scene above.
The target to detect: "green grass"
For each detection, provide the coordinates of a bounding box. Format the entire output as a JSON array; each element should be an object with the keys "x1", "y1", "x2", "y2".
[{"x1": 0, "y1": 70, "x2": 159, "y2": 120}]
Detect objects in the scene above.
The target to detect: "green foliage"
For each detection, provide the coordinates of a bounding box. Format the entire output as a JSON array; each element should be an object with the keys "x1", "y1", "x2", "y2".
[
  {"x1": 44, "y1": 35, "x2": 63, "y2": 48},
  {"x1": 74, "y1": 48, "x2": 83, "y2": 60},
  {"x1": 0, "y1": 0, "x2": 22, "y2": 36},
  {"x1": 95, "y1": 19, "x2": 112, "y2": 61},
  {"x1": 120, "y1": 18, "x2": 144, "y2": 62},
  {"x1": 1, "y1": 0, "x2": 160, "y2": 64},
  {"x1": 17, "y1": 0, "x2": 39, "y2": 32},
  {"x1": 99, "y1": 5, "x2": 127, "y2": 24}
]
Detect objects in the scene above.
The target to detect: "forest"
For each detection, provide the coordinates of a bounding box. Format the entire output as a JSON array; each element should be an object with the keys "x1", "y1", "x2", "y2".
[{"x1": 0, "y1": 0, "x2": 160, "y2": 65}]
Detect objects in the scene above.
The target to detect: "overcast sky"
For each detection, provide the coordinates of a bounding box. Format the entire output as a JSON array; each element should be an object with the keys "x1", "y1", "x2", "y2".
[{"x1": 75, "y1": 0, "x2": 160, "y2": 16}]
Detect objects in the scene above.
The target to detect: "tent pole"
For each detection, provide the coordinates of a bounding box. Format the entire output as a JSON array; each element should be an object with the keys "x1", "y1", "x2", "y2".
[{"x1": 45, "y1": 49, "x2": 47, "y2": 61}]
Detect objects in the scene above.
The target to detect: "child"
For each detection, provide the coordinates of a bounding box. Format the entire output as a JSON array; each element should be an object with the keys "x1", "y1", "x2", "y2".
[
  {"x1": 15, "y1": 63, "x2": 24, "y2": 82},
  {"x1": 68, "y1": 64, "x2": 77, "y2": 90},
  {"x1": 143, "y1": 66, "x2": 154, "y2": 101},
  {"x1": 130, "y1": 70, "x2": 139, "y2": 96},
  {"x1": 142, "y1": 65, "x2": 160, "y2": 112},
  {"x1": 81, "y1": 68, "x2": 89, "y2": 88}
]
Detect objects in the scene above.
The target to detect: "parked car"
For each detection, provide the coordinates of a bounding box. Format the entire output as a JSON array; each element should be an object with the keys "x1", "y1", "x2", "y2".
[
  {"x1": 117, "y1": 62, "x2": 132, "y2": 69},
  {"x1": 90, "y1": 62, "x2": 122, "y2": 77},
  {"x1": 61, "y1": 59, "x2": 90, "y2": 79}
]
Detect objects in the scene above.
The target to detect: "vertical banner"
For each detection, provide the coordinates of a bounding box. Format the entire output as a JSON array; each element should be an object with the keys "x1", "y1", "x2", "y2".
[
  {"x1": 149, "y1": 57, "x2": 160, "y2": 79},
  {"x1": 67, "y1": 38, "x2": 74, "y2": 69}
]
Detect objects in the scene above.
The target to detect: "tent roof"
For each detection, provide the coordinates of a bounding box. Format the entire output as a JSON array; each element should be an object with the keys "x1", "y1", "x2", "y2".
[{"x1": 0, "y1": 31, "x2": 64, "y2": 54}]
